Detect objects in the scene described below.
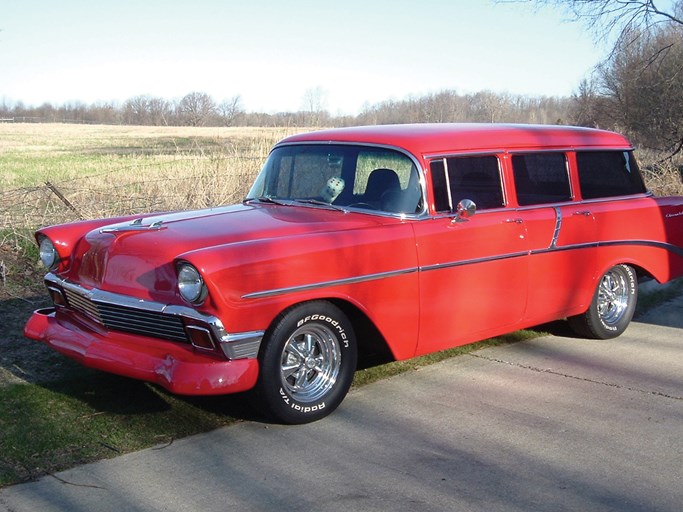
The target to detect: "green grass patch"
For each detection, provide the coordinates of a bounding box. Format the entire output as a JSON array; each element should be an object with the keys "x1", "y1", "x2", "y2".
[{"x1": 0, "y1": 371, "x2": 251, "y2": 487}]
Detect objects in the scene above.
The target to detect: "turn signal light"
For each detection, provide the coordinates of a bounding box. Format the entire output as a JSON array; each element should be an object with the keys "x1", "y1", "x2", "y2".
[{"x1": 186, "y1": 325, "x2": 216, "y2": 351}]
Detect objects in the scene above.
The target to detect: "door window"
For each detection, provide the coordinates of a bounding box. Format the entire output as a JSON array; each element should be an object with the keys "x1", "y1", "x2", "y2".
[{"x1": 430, "y1": 155, "x2": 504, "y2": 212}]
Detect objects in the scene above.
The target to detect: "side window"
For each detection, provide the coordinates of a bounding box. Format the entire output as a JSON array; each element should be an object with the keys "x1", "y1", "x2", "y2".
[
  {"x1": 447, "y1": 155, "x2": 504, "y2": 210},
  {"x1": 430, "y1": 156, "x2": 504, "y2": 212},
  {"x1": 576, "y1": 151, "x2": 646, "y2": 199},
  {"x1": 512, "y1": 153, "x2": 571, "y2": 206}
]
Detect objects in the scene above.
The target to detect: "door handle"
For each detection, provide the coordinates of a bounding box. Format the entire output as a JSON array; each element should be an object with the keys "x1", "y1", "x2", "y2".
[
  {"x1": 505, "y1": 218, "x2": 523, "y2": 224},
  {"x1": 573, "y1": 210, "x2": 591, "y2": 216}
]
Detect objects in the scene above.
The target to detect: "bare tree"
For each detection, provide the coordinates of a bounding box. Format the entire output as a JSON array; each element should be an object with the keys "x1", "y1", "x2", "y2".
[
  {"x1": 122, "y1": 95, "x2": 170, "y2": 125},
  {"x1": 177, "y1": 92, "x2": 216, "y2": 127},
  {"x1": 516, "y1": 0, "x2": 683, "y2": 156},
  {"x1": 518, "y1": 0, "x2": 682, "y2": 45},
  {"x1": 217, "y1": 95, "x2": 245, "y2": 126},
  {"x1": 589, "y1": 22, "x2": 683, "y2": 155},
  {"x1": 123, "y1": 95, "x2": 152, "y2": 125},
  {"x1": 300, "y1": 86, "x2": 329, "y2": 126}
]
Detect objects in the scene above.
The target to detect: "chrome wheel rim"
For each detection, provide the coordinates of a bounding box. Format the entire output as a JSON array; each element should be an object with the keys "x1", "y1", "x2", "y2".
[
  {"x1": 279, "y1": 324, "x2": 341, "y2": 403},
  {"x1": 597, "y1": 269, "x2": 629, "y2": 325}
]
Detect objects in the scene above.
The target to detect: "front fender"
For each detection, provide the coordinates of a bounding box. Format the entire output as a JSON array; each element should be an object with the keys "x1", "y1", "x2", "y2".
[{"x1": 177, "y1": 222, "x2": 421, "y2": 360}]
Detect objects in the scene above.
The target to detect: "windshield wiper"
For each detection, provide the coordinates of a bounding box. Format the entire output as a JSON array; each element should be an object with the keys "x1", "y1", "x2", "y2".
[
  {"x1": 245, "y1": 196, "x2": 347, "y2": 212},
  {"x1": 244, "y1": 196, "x2": 287, "y2": 206},
  {"x1": 293, "y1": 199, "x2": 348, "y2": 212}
]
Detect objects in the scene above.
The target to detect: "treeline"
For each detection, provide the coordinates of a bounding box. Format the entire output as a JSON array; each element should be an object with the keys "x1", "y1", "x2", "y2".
[{"x1": 0, "y1": 90, "x2": 572, "y2": 129}]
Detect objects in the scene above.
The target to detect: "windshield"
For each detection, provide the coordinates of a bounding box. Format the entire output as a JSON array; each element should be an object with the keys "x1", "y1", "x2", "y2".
[{"x1": 247, "y1": 144, "x2": 423, "y2": 215}]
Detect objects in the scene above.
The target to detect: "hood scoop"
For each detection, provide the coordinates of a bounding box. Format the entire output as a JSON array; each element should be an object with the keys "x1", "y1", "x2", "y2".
[{"x1": 100, "y1": 217, "x2": 165, "y2": 233}]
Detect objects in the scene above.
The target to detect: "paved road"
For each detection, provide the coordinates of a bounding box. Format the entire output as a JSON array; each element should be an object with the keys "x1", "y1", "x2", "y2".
[{"x1": 1, "y1": 293, "x2": 682, "y2": 512}]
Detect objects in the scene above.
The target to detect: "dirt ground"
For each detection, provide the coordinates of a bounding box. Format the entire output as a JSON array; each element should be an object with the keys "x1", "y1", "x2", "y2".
[
  {"x1": 0, "y1": 242, "x2": 80, "y2": 387},
  {"x1": 0, "y1": 295, "x2": 68, "y2": 387}
]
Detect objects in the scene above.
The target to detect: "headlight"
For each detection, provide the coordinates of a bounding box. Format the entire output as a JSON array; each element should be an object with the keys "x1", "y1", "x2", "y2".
[
  {"x1": 177, "y1": 263, "x2": 207, "y2": 304},
  {"x1": 39, "y1": 237, "x2": 59, "y2": 270}
]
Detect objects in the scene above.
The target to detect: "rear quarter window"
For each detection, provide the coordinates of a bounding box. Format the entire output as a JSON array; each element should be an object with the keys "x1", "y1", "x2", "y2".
[{"x1": 576, "y1": 151, "x2": 646, "y2": 199}]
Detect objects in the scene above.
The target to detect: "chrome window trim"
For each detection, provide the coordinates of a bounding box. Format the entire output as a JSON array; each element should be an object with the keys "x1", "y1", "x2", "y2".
[
  {"x1": 443, "y1": 158, "x2": 454, "y2": 212},
  {"x1": 431, "y1": 153, "x2": 507, "y2": 211},
  {"x1": 577, "y1": 192, "x2": 654, "y2": 204},
  {"x1": 505, "y1": 146, "x2": 634, "y2": 154},
  {"x1": 424, "y1": 149, "x2": 507, "y2": 159}
]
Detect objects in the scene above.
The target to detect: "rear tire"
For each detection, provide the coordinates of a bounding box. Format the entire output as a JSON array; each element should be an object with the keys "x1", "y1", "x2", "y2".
[
  {"x1": 568, "y1": 264, "x2": 637, "y2": 339},
  {"x1": 253, "y1": 301, "x2": 357, "y2": 424}
]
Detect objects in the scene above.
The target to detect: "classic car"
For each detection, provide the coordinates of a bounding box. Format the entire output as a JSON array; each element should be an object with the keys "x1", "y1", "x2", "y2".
[{"x1": 24, "y1": 123, "x2": 683, "y2": 424}]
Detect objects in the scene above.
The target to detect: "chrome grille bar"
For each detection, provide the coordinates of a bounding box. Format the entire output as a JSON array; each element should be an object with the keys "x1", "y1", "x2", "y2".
[
  {"x1": 97, "y1": 303, "x2": 188, "y2": 342},
  {"x1": 64, "y1": 288, "x2": 103, "y2": 323}
]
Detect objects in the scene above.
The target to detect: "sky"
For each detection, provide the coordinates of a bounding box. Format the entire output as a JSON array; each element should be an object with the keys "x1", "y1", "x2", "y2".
[{"x1": 1, "y1": 0, "x2": 611, "y2": 115}]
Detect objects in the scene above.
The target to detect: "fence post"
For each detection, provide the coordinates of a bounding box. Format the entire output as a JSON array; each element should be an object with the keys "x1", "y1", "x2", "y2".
[{"x1": 45, "y1": 181, "x2": 83, "y2": 219}]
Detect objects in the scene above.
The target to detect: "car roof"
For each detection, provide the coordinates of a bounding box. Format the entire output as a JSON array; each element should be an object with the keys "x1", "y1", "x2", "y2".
[{"x1": 277, "y1": 123, "x2": 632, "y2": 157}]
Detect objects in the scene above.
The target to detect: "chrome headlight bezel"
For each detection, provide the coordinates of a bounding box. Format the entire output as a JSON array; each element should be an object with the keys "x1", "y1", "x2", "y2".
[
  {"x1": 177, "y1": 262, "x2": 207, "y2": 304},
  {"x1": 38, "y1": 236, "x2": 59, "y2": 270}
]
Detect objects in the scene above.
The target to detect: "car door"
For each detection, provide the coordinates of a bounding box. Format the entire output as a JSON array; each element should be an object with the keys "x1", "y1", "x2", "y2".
[
  {"x1": 511, "y1": 152, "x2": 598, "y2": 321},
  {"x1": 414, "y1": 154, "x2": 529, "y2": 356}
]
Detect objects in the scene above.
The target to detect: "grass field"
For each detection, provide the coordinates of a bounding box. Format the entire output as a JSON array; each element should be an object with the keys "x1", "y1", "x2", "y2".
[
  {"x1": 0, "y1": 124, "x2": 301, "y2": 226},
  {"x1": 0, "y1": 123, "x2": 305, "y2": 298}
]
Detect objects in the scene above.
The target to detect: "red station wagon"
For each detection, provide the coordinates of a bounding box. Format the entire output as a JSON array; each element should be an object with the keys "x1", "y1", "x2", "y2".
[{"x1": 24, "y1": 124, "x2": 683, "y2": 423}]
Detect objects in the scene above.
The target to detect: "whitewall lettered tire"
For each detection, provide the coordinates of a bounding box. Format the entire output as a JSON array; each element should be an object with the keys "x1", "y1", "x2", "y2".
[
  {"x1": 253, "y1": 301, "x2": 357, "y2": 424},
  {"x1": 568, "y1": 264, "x2": 638, "y2": 339}
]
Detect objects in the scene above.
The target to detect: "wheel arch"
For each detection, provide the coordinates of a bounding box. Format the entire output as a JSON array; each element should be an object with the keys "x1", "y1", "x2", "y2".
[
  {"x1": 595, "y1": 253, "x2": 663, "y2": 286},
  {"x1": 328, "y1": 298, "x2": 396, "y2": 368},
  {"x1": 259, "y1": 297, "x2": 396, "y2": 369}
]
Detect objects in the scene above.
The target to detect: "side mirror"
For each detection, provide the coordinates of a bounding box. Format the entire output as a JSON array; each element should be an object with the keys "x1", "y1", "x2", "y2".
[{"x1": 453, "y1": 199, "x2": 477, "y2": 222}]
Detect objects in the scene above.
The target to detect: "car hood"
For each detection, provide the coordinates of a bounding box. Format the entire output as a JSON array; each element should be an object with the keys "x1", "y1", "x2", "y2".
[{"x1": 73, "y1": 203, "x2": 386, "y2": 300}]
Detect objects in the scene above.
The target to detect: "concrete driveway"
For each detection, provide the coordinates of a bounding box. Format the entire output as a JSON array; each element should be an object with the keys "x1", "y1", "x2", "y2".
[{"x1": 1, "y1": 293, "x2": 682, "y2": 512}]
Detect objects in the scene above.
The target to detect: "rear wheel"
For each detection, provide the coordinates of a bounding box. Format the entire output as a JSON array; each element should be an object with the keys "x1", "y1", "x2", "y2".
[
  {"x1": 568, "y1": 264, "x2": 637, "y2": 339},
  {"x1": 253, "y1": 301, "x2": 357, "y2": 424}
]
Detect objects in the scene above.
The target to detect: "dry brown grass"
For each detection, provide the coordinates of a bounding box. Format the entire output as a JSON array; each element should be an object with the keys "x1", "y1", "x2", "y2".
[
  {"x1": 0, "y1": 123, "x2": 307, "y2": 298},
  {"x1": 642, "y1": 164, "x2": 683, "y2": 196},
  {"x1": 0, "y1": 124, "x2": 307, "y2": 229}
]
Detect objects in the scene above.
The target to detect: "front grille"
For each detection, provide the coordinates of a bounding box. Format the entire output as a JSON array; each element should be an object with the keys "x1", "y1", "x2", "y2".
[
  {"x1": 64, "y1": 288, "x2": 103, "y2": 323},
  {"x1": 97, "y1": 302, "x2": 189, "y2": 342},
  {"x1": 62, "y1": 287, "x2": 189, "y2": 344}
]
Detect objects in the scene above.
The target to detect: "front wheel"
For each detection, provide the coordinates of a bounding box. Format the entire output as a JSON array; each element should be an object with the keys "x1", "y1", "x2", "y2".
[
  {"x1": 568, "y1": 264, "x2": 637, "y2": 339},
  {"x1": 253, "y1": 301, "x2": 357, "y2": 424}
]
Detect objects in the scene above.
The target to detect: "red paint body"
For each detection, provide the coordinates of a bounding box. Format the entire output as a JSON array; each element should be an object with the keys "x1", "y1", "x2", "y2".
[{"x1": 24, "y1": 124, "x2": 683, "y2": 395}]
